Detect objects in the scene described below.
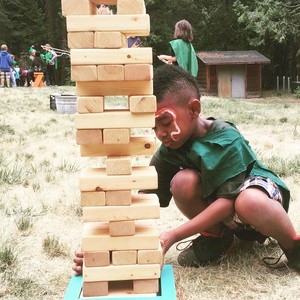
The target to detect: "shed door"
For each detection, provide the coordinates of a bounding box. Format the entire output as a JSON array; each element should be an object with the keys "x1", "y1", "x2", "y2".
[
  {"x1": 217, "y1": 66, "x2": 231, "y2": 98},
  {"x1": 231, "y1": 66, "x2": 245, "y2": 98},
  {"x1": 217, "y1": 65, "x2": 245, "y2": 98}
]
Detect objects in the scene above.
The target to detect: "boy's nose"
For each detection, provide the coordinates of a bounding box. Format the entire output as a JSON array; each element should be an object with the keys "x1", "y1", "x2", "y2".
[{"x1": 156, "y1": 127, "x2": 168, "y2": 140}]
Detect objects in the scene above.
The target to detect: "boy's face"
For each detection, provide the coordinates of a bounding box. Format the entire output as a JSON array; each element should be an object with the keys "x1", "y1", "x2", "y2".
[{"x1": 154, "y1": 96, "x2": 199, "y2": 149}]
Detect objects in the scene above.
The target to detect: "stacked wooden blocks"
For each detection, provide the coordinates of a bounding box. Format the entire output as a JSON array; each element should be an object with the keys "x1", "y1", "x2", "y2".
[{"x1": 62, "y1": 0, "x2": 162, "y2": 297}]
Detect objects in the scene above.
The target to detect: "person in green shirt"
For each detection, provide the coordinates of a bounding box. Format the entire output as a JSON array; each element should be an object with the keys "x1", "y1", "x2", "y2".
[
  {"x1": 158, "y1": 19, "x2": 198, "y2": 77},
  {"x1": 148, "y1": 64, "x2": 300, "y2": 270}
]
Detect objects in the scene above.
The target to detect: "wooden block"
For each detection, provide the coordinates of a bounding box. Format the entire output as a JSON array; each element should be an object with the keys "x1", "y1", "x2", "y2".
[
  {"x1": 66, "y1": 15, "x2": 150, "y2": 36},
  {"x1": 94, "y1": 32, "x2": 127, "y2": 49},
  {"x1": 80, "y1": 136, "x2": 156, "y2": 156},
  {"x1": 133, "y1": 279, "x2": 159, "y2": 294},
  {"x1": 82, "y1": 194, "x2": 160, "y2": 222},
  {"x1": 103, "y1": 128, "x2": 130, "y2": 144},
  {"x1": 71, "y1": 48, "x2": 152, "y2": 65},
  {"x1": 62, "y1": 0, "x2": 96, "y2": 16},
  {"x1": 76, "y1": 80, "x2": 152, "y2": 97},
  {"x1": 71, "y1": 65, "x2": 97, "y2": 81},
  {"x1": 106, "y1": 156, "x2": 132, "y2": 175},
  {"x1": 84, "y1": 251, "x2": 110, "y2": 267},
  {"x1": 129, "y1": 95, "x2": 156, "y2": 113},
  {"x1": 109, "y1": 221, "x2": 135, "y2": 237},
  {"x1": 138, "y1": 245, "x2": 163, "y2": 265},
  {"x1": 125, "y1": 64, "x2": 153, "y2": 81},
  {"x1": 80, "y1": 166, "x2": 157, "y2": 191},
  {"x1": 81, "y1": 191, "x2": 106, "y2": 206},
  {"x1": 82, "y1": 221, "x2": 160, "y2": 251},
  {"x1": 83, "y1": 264, "x2": 160, "y2": 282},
  {"x1": 82, "y1": 281, "x2": 108, "y2": 297},
  {"x1": 68, "y1": 32, "x2": 94, "y2": 49},
  {"x1": 117, "y1": 0, "x2": 146, "y2": 14},
  {"x1": 97, "y1": 65, "x2": 124, "y2": 81},
  {"x1": 75, "y1": 111, "x2": 154, "y2": 129},
  {"x1": 64, "y1": 265, "x2": 176, "y2": 300},
  {"x1": 77, "y1": 96, "x2": 104, "y2": 113},
  {"x1": 106, "y1": 190, "x2": 132, "y2": 206},
  {"x1": 112, "y1": 250, "x2": 137, "y2": 265},
  {"x1": 90, "y1": 0, "x2": 117, "y2": 4},
  {"x1": 76, "y1": 129, "x2": 102, "y2": 145}
]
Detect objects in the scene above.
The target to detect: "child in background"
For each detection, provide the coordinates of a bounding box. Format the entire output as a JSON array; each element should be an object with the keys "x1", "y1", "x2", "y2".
[
  {"x1": 0, "y1": 44, "x2": 13, "y2": 88},
  {"x1": 14, "y1": 64, "x2": 21, "y2": 86},
  {"x1": 10, "y1": 54, "x2": 17, "y2": 87},
  {"x1": 43, "y1": 44, "x2": 57, "y2": 86},
  {"x1": 158, "y1": 20, "x2": 198, "y2": 77}
]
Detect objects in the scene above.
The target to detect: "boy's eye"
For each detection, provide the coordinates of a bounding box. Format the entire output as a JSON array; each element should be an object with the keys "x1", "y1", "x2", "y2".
[{"x1": 162, "y1": 121, "x2": 171, "y2": 127}]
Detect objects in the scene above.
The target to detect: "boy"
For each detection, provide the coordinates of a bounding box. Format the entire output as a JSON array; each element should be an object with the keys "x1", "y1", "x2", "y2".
[
  {"x1": 149, "y1": 64, "x2": 300, "y2": 269},
  {"x1": 73, "y1": 65, "x2": 300, "y2": 274},
  {"x1": 0, "y1": 44, "x2": 13, "y2": 88}
]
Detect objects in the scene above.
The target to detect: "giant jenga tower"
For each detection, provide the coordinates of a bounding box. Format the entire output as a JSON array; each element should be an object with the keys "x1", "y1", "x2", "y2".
[{"x1": 62, "y1": 0, "x2": 165, "y2": 298}]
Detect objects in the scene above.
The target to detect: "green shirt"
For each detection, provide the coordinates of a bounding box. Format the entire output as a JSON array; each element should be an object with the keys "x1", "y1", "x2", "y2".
[
  {"x1": 149, "y1": 119, "x2": 290, "y2": 211},
  {"x1": 169, "y1": 39, "x2": 198, "y2": 77}
]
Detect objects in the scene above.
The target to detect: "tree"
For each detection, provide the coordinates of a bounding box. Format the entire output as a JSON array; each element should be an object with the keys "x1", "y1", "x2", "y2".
[
  {"x1": 233, "y1": 0, "x2": 300, "y2": 78},
  {"x1": 0, "y1": 0, "x2": 46, "y2": 56}
]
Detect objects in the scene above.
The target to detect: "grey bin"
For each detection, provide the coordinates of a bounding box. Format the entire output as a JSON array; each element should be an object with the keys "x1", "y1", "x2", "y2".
[{"x1": 55, "y1": 94, "x2": 77, "y2": 114}]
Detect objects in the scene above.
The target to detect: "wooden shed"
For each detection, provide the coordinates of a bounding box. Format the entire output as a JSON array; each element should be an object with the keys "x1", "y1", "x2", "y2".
[{"x1": 196, "y1": 50, "x2": 270, "y2": 98}]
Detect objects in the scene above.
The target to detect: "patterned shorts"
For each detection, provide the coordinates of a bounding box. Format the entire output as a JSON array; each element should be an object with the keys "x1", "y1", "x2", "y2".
[
  {"x1": 223, "y1": 176, "x2": 283, "y2": 231},
  {"x1": 1, "y1": 71, "x2": 10, "y2": 79}
]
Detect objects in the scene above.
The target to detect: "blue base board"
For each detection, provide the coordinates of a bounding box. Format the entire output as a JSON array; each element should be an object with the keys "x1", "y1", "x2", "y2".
[{"x1": 64, "y1": 264, "x2": 176, "y2": 300}]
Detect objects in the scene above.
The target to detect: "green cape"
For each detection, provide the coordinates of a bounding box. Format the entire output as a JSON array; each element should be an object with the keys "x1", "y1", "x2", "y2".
[{"x1": 169, "y1": 39, "x2": 198, "y2": 77}]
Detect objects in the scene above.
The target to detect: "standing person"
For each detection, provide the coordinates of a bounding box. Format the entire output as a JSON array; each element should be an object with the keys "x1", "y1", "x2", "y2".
[
  {"x1": 158, "y1": 20, "x2": 198, "y2": 77},
  {"x1": 0, "y1": 44, "x2": 13, "y2": 88},
  {"x1": 14, "y1": 64, "x2": 21, "y2": 86},
  {"x1": 43, "y1": 44, "x2": 57, "y2": 86},
  {"x1": 10, "y1": 54, "x2": 17, "y2": 87},
  {"x1": 29, "y1": 45, "x2": 36, "y2": 61},
  {"x1": 26, "y1": 46, "x2": 36, "y2": 86},
  {"x1": 72, "y1": 65, "x2": 300, "y2": 275}
]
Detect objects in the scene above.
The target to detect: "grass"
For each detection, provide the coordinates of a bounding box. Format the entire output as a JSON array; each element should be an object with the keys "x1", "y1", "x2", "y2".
[{"x1": 0, "y1": 86, "x2": 300, "y2": 299}]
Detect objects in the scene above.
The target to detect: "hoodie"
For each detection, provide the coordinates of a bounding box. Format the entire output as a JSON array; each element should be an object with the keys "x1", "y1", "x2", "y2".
[{"x1": 0, "y1": 51, "x2": 13, "y2": 71}]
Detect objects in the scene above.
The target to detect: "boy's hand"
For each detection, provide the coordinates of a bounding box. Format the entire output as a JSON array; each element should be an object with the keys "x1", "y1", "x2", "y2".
[
  {"x1": 72, "y1": 247, "x2": 83, "y2": 276},
  {"x1": 159, "y1": 230, "x2": 177, "y2": 255}
]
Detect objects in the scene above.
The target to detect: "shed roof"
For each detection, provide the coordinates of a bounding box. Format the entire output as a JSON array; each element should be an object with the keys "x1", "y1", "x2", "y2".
[{"x1": 197, "y1": 50, "x2": 270, "y2": 65}]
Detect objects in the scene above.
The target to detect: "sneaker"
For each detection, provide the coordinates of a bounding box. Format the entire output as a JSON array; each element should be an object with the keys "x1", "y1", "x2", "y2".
[
  {"x1": 263, "y1": 237, "x2": 300, "y2": 271},
  {"x1": 177, "y1": 229, "x2": 235, "y2": 267},
  {"x1": 281, "y1": 237, "x2": 300, "y2": 271}
]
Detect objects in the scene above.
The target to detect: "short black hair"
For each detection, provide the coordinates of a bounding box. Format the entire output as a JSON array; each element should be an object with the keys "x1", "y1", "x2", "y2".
[{"x1": 153, "y1": 64, "x2": 200, "y2": 106}]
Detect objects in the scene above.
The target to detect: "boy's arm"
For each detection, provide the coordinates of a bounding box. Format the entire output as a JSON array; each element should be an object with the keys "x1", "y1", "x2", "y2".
[
  {"x1": 140, "y1": 149, "x2": 180, "y2": 207},
  {"x1": 160, "y1": 197, "x2": 234, "y2": 254}
]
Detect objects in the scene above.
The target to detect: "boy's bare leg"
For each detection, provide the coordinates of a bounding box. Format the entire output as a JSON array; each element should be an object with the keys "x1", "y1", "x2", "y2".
[
  {"x1": 171, "y1": 169, "x2": 226, "y2": 235},
  {"x1": 235, "y1": 188, "x2": 297, "y2": 249}
]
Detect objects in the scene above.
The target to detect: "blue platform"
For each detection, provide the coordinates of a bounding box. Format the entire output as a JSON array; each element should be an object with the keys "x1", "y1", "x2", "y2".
[{"x1": 64, "y1": 264, "x2": 176, "y2": 300}]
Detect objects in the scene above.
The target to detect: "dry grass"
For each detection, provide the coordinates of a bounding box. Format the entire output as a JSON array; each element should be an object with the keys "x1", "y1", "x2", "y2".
[{"x1": 0, "y1": 87, "x2": 300, "y2": 299}]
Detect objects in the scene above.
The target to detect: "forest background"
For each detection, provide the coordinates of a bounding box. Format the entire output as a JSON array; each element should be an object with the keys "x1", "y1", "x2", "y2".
[{"x1": 0, "y1": 0, "x2": 299, "y2": 86}]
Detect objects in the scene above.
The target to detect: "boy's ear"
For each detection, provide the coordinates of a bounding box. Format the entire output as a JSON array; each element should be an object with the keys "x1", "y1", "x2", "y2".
[{"x1": 188, "y1": 99, "x2": 201, "y2": 118}]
